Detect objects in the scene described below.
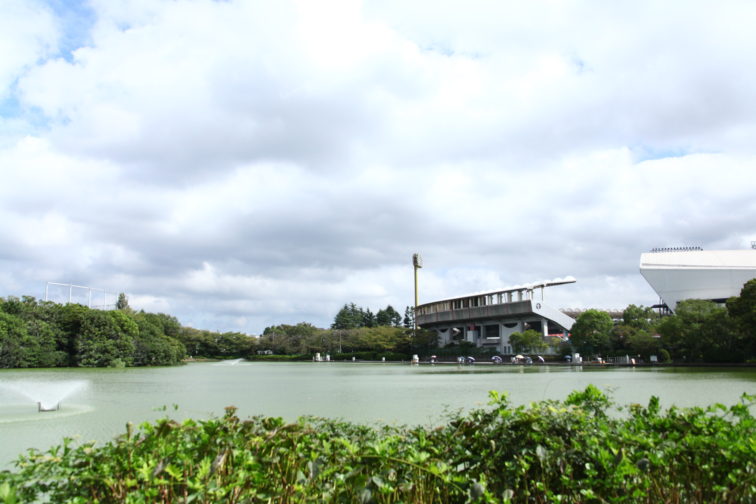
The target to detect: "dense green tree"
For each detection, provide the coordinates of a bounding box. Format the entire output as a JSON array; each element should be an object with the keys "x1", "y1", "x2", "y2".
[
  {"x1": 508, "y1": 329, "x2": 548, "y2": 354},
  {"x1": 727, "y1": 278, "x2": 756, "y2": 357},
  {"x1": 0, "y1": 295, "x2": 220, "y2": 368},
  {"x1": 0, "y1": 312, "x2": 37, "y2": 368},
  {"x1": 403, "y1": 306, "x2": 414, "y2": 329},
  {"x1": 0, "y1": 298, "x2": 56, "y2": 365},
  {"x1": 376, "y1": 305, "x2": 402, "y2": 327},
  {"x1": 179, "y1": 327, "x2": 219, "y2": 358},
  {"x1": 677, "y1": 299, "x2": 725, "y2": 361},
  {"x1": 0, "y1": 296, "x2": 35, "y2": 317},
  {"x1": 354, "y1": 326, "x2": 408, "y2": 351},
  {"x1": 115, "y1": 293, "x2": 130, "y2": 311},
  {"x1": 569, "y1": 310, "x2": 613, "y2": 357},
  {"x1": 657, "y1": 299, "x2": 739, "y2": 362},
  {"x1": 331, "y1": 303, "x2": 364, "y2": 330},
  {"x1": 376, "y1": 307, "x2": 391, "y2": 327},
  {"x1": 110, "y1": 310, "x2": 139, "y2": 340},
  {"x1": 698, "y1": 308, "x2": 740, "y2": 362},
  {"x1": 259, "y1": 323, "x2": 320, "y2": 354},
  {"x1": 332, "y1": 303, "x2": 410, "y2": 331},
  {"x1": 362, "y1": 308, "x2": 376, "y2": 328},
  {"x1": 133, "y1": 312, "x2": 185, "y2": 365},
  {"x1": 142, "y1": 312, "x2": 182, "y2": 339},
  {"x1": 24, "y1": 318, "x2": 67, "y2": 367},
  {"x1": 656, "y1": 314, "x2": 685, "y2": 358},
  {"x1": 609, "y1": 324, "x2": 634, "y2": 353},
  {"x1": 622, "y1": 304, "x2": 658, "y2": 331},
  {"x1": 215, "y1": 332, "x2": 256, "y2": 358},
  {"x1": 626, "y1": 330, "x2": 662, "y2": 360},
  {"x1": 133, "y1": 317, "x2": 167, "y2": 365},
  {"x1": 76, "y1": 310, "x2": 135, "y2": 367},
  {"x1": 326, "y1": 328, "x2": 359, "y2": 354},
  {"x1": 56, "y1": 303, "x2": 90, "y2": 362}
]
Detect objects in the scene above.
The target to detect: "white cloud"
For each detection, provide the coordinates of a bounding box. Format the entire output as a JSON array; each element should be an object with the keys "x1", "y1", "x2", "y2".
[
  {"x1": 0, "y1": 0, "x2": 58, "y2": 99},
  {"x1": 1, "y1": 0, "x2": 755, "y2": 333}
]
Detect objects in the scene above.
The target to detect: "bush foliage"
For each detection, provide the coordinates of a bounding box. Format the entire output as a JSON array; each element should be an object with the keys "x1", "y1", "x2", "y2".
[
  {"x1": 0, "y1": 296, "x2": 185, "y2": 368},
  {"x1": 1, "y1": 386, "x2": 753, "y2": 503}
]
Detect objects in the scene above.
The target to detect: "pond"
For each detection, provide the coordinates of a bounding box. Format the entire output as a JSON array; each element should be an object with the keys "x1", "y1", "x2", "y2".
[{"x1": 1, "y1": 361, "x2": 755, "y2": 468}]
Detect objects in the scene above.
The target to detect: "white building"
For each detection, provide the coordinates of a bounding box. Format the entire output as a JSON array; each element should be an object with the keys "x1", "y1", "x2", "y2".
[{"x1": 639, "y1": 245, "x2": 756, "y2": 311}]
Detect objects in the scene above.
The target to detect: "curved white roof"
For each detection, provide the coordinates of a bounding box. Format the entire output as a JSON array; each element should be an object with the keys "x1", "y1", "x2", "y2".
[
  {"x1": 640, "y1": 250, "x2": 756, "y2": 269},
  {"x1": 640, "y1": 249, "x2": 756, "y2": 310},
  {"x1": 422, "y1": 277, "x2": 577, "y2": 305}
]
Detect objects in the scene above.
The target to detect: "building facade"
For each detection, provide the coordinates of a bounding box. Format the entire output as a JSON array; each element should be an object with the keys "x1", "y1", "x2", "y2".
[{"x1": 415, "y1": 278, "x2": 576, "y2": 355}]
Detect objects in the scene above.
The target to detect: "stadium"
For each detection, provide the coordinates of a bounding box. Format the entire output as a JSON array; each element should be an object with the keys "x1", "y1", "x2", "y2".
[
  {"x1": 415, "y1": 278, "x2": 576, "y2": 355},
  {"x1": 639, "y1": 244, "x2": 756, "y2": 312}
]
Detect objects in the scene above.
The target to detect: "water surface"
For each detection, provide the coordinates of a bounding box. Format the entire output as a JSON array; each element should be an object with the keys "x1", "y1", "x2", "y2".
[{"x1": 1, "y1": 362, "x2": 754, "y2": 468}]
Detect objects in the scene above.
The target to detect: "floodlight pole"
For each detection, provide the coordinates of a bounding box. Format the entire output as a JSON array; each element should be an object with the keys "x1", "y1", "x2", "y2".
[{"x1": 412, "y1": 253, "x2": 423, "y2": 338}]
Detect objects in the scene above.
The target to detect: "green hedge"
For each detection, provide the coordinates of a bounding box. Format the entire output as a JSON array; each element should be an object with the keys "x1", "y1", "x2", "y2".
[
  {"x1": 1, "y1": 386, "x2": 753, "y2": 503},
  {"x1": 329, "y1": 351, "x2": 409, "y2": 361}
]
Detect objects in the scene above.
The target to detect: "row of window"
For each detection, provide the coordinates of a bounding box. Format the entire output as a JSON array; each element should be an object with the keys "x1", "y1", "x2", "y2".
[{"x1": 417, "y1": 289, "x2": 535, "y2": 316}]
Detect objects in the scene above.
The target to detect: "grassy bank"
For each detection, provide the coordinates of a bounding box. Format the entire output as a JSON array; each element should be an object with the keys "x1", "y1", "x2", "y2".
[{"x1": 1, "y1": 386, "x2": 753, "y2": 503}]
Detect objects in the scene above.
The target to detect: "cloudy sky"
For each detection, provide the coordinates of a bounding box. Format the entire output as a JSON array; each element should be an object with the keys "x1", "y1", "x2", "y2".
[{"x1": 2, "y1": 0, "x2": 755, "y2": 334}]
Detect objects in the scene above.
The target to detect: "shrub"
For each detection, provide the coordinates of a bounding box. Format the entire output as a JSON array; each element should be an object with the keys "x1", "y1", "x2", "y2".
[{"x1": 1, "y1": 387, "x2": 753, "y2": 503}]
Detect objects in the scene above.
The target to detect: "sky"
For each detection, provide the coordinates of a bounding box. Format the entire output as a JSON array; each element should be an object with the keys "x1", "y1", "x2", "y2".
[{"x1": 2, "y1": 0, "x2": 756, "y2": 335}]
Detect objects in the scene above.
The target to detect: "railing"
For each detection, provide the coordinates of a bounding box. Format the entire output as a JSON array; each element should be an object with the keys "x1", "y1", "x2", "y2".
[{"x1": 649, "y1": 246, "x2": 702, "y2": 253}]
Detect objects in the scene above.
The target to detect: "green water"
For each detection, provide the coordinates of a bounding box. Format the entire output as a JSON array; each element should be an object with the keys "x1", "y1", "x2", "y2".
[{"x1": 1, "y1": 362, "x2": 754, "y2": 468}]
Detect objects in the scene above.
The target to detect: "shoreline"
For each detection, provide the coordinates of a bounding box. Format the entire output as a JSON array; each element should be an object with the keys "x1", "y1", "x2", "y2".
[{"x1": 246, "y1": 358, "x2": 756, "y2": 368}]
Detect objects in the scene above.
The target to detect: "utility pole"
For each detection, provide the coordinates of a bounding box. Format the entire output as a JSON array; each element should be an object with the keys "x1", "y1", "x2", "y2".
[{"x1": 412, "y1": 253, "x2": 422, "y2": 338}]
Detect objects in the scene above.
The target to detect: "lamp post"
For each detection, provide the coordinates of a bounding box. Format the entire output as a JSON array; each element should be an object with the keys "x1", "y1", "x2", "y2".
[{"x1": 412, "y1": 253, "x2": 422, "y2": 338}]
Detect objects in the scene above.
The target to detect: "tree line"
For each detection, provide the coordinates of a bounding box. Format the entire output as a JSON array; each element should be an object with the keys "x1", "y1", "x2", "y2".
[
  {"x1": 250, "y1": 303, "x2": 434, "y2": 360},
  {"x1": 330, "y1": 303, "x2": 413, "y2": 329},
  {"x1": 568, "y1": 279, "x2": 756, "y2": 363},
  {"x1": 0, "y1": 295, "x2": 186, "y2": 368},
  {"x1": 258, "y1": 322, "x2": 436, "y2": 360},
  {"x1": 3, "y1": 279, "x2": 755, "y2": 368},
  {"x1": 0, "y1": 296, "x2": 432, "y2": 367}
]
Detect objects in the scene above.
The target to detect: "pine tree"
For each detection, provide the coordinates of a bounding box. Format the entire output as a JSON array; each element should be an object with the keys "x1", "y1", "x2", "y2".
[
  {"x1": 403, "y1": 306, "x2": 414, "y2": 329},
  {"x1": 362, "y1": 308, "x2": 375, "y2": 328},
  {"x1": 331, "y1": 303, "x2": 364, "y2": 329},
  {"x1": 116, "y1": 293, "x2": 130, "y2": 311}
]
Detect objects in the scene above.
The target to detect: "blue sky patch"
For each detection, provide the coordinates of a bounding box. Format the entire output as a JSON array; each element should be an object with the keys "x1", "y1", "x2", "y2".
[
  {"x1": 632, "y1": 146, "x2": 691, "y2": 163},
  {"x1": 45, "y1": 0, "x2": 96, "y2": 62}
]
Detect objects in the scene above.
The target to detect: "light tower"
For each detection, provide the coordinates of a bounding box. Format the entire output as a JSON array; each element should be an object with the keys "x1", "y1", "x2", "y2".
[{"x1": 412, "y1": 253, "x2": 422, "y2": 336}]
